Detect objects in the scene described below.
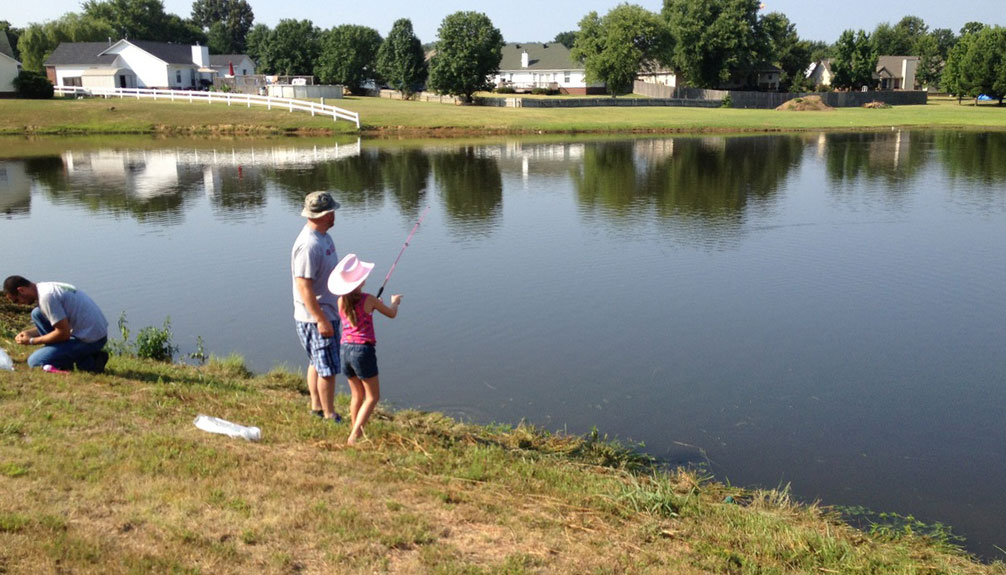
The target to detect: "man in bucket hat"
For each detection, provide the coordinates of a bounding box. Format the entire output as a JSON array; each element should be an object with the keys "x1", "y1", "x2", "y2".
[{"x1": 291, "y1": 191, "x2": 342, "y2": 422}]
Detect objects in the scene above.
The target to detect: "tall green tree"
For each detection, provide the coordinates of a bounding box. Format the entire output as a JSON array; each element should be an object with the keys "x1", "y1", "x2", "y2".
[
  {"x1": 571, "y1": 3, "x2": 672, "y2": 96},
  {"x1": 759, "y1": 12, "x2": 811, "y2": 91},
  {"x1": 376, "y1": 18, "x2": 427, "y2": 97},
  {"x1": 428, "y1": 11, "x2": 503, "y2": 102},
  {"x1": 83, "y1": 0, "x2": 204, "y2": 43},
  {"x1": 17, "y1": 14, "x2": 115, "y2": 72},
  {"x1": 317, "y1": 24, "x2": 383, "y2": 94},
  {"x1": 190, "y1": 0, "x2": 254, "y2": 53},
  {"x1": 553, "y1": 30, "x2": 578, "y2": 49},
  {"x1": 663, "y1": 0, "x2": 764, "y2": 89},
  {"x1": 244, "y1": 23, "x2": 271, "y2": 71},
  {"x1": 871, "y1": 16, "x2": 928, "y2": 55},
  {"x1": 267, "y1": 19, "x2": 320, "y2": 76},
  {"x1": 943, "y1": 26, "x2": 1006, "y2": 103},
  {"x1": 831, "y1": 29, "x2": 876, "y2": 90}
]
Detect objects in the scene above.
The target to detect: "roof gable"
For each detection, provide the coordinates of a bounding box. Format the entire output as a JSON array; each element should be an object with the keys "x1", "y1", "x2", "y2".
[
  {"x1": 44, "y1": 42, "x2": 119, "y2": 66},
  {"x1": 209, "y1": 54, "x2": 253, "y2": 66},
  {"x1": 499, "y1": 43, "x2": 580, "y2": 71},
  {"x1": 0, "y1": 33, "x2": 15, "y2": 60},
  {"x1": 111, "y1": 40, "x2": 198, "y2": 65}
]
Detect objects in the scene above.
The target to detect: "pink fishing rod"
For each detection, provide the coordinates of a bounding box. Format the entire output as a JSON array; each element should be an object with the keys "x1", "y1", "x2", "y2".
[{"x1": 376, "y1": 205, "x2": 430, "y2": 299}]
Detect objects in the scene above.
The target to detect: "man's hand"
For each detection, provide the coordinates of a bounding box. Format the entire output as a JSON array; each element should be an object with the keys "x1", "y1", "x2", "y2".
[
  {"x1": 14, "y1": 331, "x2": 32, "y2": 345},
  {"x1": 317, "y1": 317, "x2": 335, "y2": 338}
]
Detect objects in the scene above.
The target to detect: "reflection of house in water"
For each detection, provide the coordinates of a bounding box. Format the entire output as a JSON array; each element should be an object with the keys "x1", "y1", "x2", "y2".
[
  {"x1": 60, "y1": 140, "x2": 362, "y2": 199},
  {"x1": 0, "y1": 161, "x2": 31, "y2": 216},
  {"x1": 476, "y1": 142, "x2": 587, "y2": 186}
]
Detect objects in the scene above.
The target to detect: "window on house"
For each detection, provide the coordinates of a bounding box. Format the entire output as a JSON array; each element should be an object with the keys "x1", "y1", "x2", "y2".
[
  {"x1": 564, "y1": 72, "x2": 570, "y2": 83},
  {"x1": 176, "y1": 70, "x2": 182, "y2": 84},
  {"x1": 63, "y1": 77, "x2": 82, "y2": 87}
]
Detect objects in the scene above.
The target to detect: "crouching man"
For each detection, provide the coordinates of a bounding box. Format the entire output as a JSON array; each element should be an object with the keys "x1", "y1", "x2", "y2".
[{"x1": 3, "y1": 276, "x2": 109, "y2": 373}]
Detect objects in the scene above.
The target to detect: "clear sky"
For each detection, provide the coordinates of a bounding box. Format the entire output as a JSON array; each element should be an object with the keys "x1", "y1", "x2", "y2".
[{"x1": 5, "y1": 0, "x2": 1005, "y2": 44}]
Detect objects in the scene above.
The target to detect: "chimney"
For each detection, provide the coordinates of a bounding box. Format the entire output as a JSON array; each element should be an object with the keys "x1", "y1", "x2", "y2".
[
  {"x1": 192, "y1": 44, "x2": 209, "y2": 67},
  {"x1": 521, "y1": 50, "x2": 529, "y2": 68}
]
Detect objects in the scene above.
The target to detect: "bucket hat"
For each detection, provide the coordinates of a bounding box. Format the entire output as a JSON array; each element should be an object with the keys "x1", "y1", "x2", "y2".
[
  {"x1": 301, "y1": 191, "x2": 340, "y2": 218},
  {"x1": 328, "y1": 254, "x2": 375, "y2": 295}
]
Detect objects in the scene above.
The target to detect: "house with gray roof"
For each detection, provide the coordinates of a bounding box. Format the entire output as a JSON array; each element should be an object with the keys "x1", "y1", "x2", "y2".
[
  {"x1": 492, "y1": 43, "x2": 604, "y2": 95},
  {"x1": 209, "y1": 54, "x2": 256, "y2": 78},
  {"x1": 874, "y1": 56, "x2": 919, "y2": 90},
  {"x1": 44, "y1": 40, "x2": 216, "y2": 90},
  {"x1": 806, "y1": 56, "x2": 919, "y2": 91},
  {"x1": 0, "y1": 32, "x2": 21, "y2": 97}
]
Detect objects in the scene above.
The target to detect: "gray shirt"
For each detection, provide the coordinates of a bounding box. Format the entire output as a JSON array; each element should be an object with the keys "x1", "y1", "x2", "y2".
[
  {"x1": 291, "y1": 225, "x2": 339, "y2": 323},
  {"x1": 37, "y1": 282, "x2": 108, "y2": 343}
]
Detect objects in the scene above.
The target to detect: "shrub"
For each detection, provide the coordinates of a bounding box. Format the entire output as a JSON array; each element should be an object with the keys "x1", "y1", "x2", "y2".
[
  {"x1": 136, "y1": 318, "x2": 178, "y2": 362},
  {"x1": 13, "y1": 71, "x2": 54, "y2": 99},
  {"x1": 720, "y1": 94, "x2": 733, "y2": 108},
  {"x1": 495, "y1": 86, "x2": 516, "y2": 94}
]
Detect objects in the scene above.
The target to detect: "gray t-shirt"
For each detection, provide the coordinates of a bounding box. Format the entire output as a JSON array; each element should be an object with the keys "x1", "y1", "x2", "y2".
[
  {"x1": 37, "y1": 282, "x2": 108, "y2": 343},
  {"x1": 291, "y1": 225, "x2": 339, "y2": 323}
]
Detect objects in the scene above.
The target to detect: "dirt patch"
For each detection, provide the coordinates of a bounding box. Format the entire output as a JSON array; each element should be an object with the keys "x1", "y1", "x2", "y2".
[
  {"x1": 776, "y1": 95, "x2": 834, "y2": 111},
  {"x1": 862, "y1": 101, "x2": 892, "y2": 109}
]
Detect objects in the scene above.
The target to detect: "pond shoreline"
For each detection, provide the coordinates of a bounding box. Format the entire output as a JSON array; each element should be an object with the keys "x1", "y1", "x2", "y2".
[{"x1": 0, "y1": 302, "x2": 1001, "y2": 572}]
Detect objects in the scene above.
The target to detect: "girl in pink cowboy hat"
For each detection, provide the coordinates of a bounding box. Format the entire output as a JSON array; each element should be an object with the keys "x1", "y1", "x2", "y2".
[{"x1": 328, "y1": 253, "x2": 402, "y2": 445}]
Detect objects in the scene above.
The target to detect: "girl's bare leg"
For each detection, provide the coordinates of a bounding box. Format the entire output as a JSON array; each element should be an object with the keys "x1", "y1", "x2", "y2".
[
  {"x1": 347, "y1": 376, "x2": 364, "y2": 427},
  {"x1": 348, "y1": 376, "x2": 380, "y2": 445}
]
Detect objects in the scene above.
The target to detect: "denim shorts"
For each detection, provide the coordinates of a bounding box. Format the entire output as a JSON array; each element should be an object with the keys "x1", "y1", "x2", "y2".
[
  {"x1": 340, "y1": 343, "x2": 378, "y2": 379},
  {"x1": 295, "y1": 321, "x2": 340, "y2": 378}
]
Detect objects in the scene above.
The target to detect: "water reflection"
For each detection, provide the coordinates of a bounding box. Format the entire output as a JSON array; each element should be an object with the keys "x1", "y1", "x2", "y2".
[
  {"x1": 432, "y1": 147, "x2": 503, "y2": 234},
  {"x1": 0, "y1": 161, "x2": 31, "y2": 216},
  {"x1": 936, "y1": 131, "x2": 1006, "y2": 185},
  {"x1": 822, "y1": 131, "x2": 930, "y2": 186},
  {"x1": 3, "y1": 131, "x2": 1006, "y2": 229}
]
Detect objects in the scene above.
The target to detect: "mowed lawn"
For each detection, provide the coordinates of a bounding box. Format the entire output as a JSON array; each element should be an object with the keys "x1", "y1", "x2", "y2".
[{"x1": 0, "y1": 94, "x2": 1005, "y2": 136}]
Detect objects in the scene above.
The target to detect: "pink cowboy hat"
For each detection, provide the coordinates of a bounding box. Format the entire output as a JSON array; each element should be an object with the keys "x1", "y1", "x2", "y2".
[{"x1": 328, "y1": 254, "x2": 375, "y2": 295}]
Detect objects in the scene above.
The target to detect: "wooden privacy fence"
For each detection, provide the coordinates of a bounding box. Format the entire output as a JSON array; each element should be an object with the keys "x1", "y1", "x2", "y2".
[{"x1": 53, "y1": 86, "x2": 360, "y2": 128}]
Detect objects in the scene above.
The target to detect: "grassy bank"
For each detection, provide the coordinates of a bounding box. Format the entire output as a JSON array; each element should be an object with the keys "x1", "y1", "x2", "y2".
[
  {"x1": 1, "y1": 302, "x2": 1003, "y2": 574},
  {"x1": 1, "y1": 95, "x2": 1005, "y2": 138}
]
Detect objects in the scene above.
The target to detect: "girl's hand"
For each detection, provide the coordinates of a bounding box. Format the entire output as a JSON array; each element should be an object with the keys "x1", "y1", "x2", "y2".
[{"x1": 390, "y1": 295, "x2": 402, "y2": 306}]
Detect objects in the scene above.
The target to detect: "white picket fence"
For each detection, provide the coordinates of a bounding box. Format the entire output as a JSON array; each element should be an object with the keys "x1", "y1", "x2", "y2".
[{"x1": 53, "y1": 86, "x2": 360, "y2": 128}]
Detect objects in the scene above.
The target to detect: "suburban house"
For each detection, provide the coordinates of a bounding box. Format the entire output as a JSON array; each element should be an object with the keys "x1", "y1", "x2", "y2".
[
  {"x1": 0, "y1": 32, "x2": 21, "y2": 97},
  {"x1": 636, "y1": 65, "x2": 678, "y2": 90},
  {"x1": 721, "y1": 63, "x2": 782, "y2": 91},
  {"x1": 874, "y1": 56, "x2": 919, "y2": 90},
  {"x1": 493, "y1": 43, "x2": 604, "y2": 94},
  {"x1": 806, "y1": 59, "x2": 834, "y2": 89},
  {"x1": 44, "y1": 40, "x2": 217, "y2": 90},
  {"x1": 209, "y1": 54, "x2": 256, "y2": 77},
  {"x1": 806, "y1": 56, "x2": 919, "y2": 91}
]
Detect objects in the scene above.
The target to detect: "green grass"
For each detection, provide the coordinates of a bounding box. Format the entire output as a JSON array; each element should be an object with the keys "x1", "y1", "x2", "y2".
[
  {"x1": 1, "y1": 299, "x2": 1003, "y2": 574},
  {"x1": 1, "y1": 94, "x2": 1004, "y2": 139}
]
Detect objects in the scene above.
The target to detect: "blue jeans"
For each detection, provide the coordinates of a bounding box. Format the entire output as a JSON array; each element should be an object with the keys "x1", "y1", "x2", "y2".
[{"x1": 27, "y1": 307, "x2": 107, "y2": 371}]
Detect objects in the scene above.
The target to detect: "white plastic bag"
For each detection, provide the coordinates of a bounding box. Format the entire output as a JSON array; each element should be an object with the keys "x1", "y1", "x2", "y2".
[
  {"x1": 0, "y1": 348, "x2": 13, "y2": 371},
  {"x1": 193, "y1": 414, "x2": 261, "y2": 441}
]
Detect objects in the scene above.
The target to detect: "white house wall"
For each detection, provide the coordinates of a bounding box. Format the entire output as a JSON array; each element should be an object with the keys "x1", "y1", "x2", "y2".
[
  {"x1": 54, "y1": 66, "x2": 90, "y2": 87},
  {"x1": 0, "y1": 54, "x2": 20, "y2": 93},
  {"x1": 109, "y1": 44, "x2": 171, "y2": 88},
  {"x1": 495, "y1": 69, "x2": 590, "y2": 89}
]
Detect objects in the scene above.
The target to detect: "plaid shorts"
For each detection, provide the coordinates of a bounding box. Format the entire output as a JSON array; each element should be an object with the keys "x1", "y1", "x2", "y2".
[{"x1": 295, "y1": 321, "x2": 341, "y2": 378}]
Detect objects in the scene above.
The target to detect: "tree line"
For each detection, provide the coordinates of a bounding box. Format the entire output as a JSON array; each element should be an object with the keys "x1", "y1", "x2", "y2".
[{"x1": 2, "y1": 0, "x2": 1004, "y2": 102}]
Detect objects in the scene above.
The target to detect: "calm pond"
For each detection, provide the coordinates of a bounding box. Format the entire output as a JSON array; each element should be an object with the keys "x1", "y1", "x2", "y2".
[{"x1": 2, "y1": 132, "x2": 1005, "y2": 559}]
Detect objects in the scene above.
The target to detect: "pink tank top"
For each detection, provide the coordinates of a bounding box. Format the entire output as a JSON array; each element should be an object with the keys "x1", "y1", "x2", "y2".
[{"x1": 339, "y1": 294, "x2": 376, "y2": 344}]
